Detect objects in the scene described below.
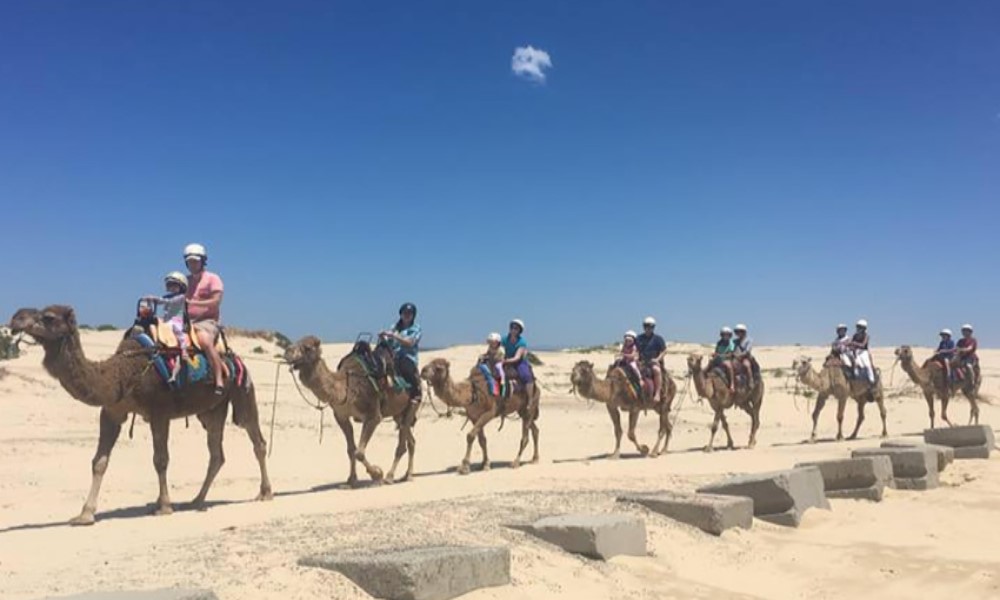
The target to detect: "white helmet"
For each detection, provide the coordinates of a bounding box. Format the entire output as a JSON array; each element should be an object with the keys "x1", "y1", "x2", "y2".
[
  {"x1": 940, "y1": 328, "x2": 953, "y2": 336},
  {"x1": 624, "y1": 330, "x2": 637, "y2": 339},
  {"x1": 721, "y1": 326, "x2": 733, "y2": 335},
  {"x1": 856, "y1": 319, "x2": 868, "y2": 328},
  {"x1": 643, "y1": 316, "x2": 656, "y2": 326},
  {"x1": 510, "y1": 319, "x2": 525, "y2": 332},
  {"x1": 164, "y1": 271, "x2": 188, "y2": 289},
  {"x1": 836, "y1": 323, "x2": 848, "y2": 330},
  {"x1": 734, "y1": 323, "x2": 747, "y2": 332},
  {"x1": 183, "y1": 243, "x2": 207, "y2": 262},
  {"x1": 961, "y1": 324, "x2": 974, "y2": 332},
  {"x1": 487, "y1": 332, "x2": 502, "y2": 343}
]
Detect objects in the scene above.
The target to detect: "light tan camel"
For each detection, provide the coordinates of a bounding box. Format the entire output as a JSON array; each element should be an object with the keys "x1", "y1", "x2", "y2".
[
  {"x1": 895, "y1": 345, "x2": 980, "y2": 427},
  {"x1": 687, "y1": 353, "x2": 763, "y2": 451},
  {"x1": 420, "y1": 358, "x2": 539, "y2": 475},
  {"x1": 569, "y1": 360, "x2": 676, "y2": 458},
  {"x1": 9, "y1": 306, "x2": 272, "y2": 525},
  {"x1": 792, "y1": 356, "x2": 888, "y2": 442},
  {"x1": 284, "y1": 336, "x2": 418, "y2": 485}
]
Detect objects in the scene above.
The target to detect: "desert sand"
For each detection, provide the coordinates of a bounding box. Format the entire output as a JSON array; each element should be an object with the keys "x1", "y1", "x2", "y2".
[{"x1": 1, "y1": 330, "x2": 998, "y2": 599}]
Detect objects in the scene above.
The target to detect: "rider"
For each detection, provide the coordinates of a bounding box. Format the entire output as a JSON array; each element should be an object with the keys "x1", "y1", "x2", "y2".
[
  {"x1": 635, "y1": 316, "x2": 667, "y2": 400},
  {"x1": 933, "y1": 328, "x2": 957, "y2": 381},
  {"x1": 733, "y1": 324, "x2": 757, "y2": 387},
  {"x1": 831, "y1": 324, "x2": 853, "y2": 370},
  {"x1": 380, "y1": 302, "x2": 422, "y2": 404},
  {"x1": 618, "y1": 330, "x2": 643, "y2": 382},
  {"x1": 956, "y1": 324, "x2": 979, "y2": 382},
  {"x1": 183, "y1": 243, "x2": 225, "y2": 395},
  {"x1": 480, "y1": 332, "x2": 506, "y2": 396},
  {"x1": 144, "y1": 272, "x2": 189, "y2": 384},
  {"x1": 502, "y1": 319, "x2": 535, "y2": 403},
  {"x1": 710, "y1": 326, "x2": 737, "y2": 392},
  {"x1": 848, "y1": 319, "x2": 874, "y2": 385}
]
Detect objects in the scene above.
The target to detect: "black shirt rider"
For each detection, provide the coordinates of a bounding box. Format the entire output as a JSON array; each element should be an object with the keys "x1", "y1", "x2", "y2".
[{"x1": 636, "y1": 332, "x2": 666, "y2": 363}]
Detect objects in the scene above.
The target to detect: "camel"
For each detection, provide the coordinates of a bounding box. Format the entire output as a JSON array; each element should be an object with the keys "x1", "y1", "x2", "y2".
[
  {"x1": 284, "y1": 336, "x2": 418, "y2": 485},
  {"x1": 895, "y1": 345, "x2": 980, "y2": 428},
  {"x1": 420, "y1": 358, "x2": 539, "y2": 475},
  {"x1": 569, "y1": 361, "x2": 676, "y2": 459},
  {"x1": 687, "y1": 354, "x2": 763, "y2": 451},
  {"x1": 8, "y1": 305, "x2": 272, "y2": 525},
  {"x1": 792, "y1": 356, "x2": 888, "y2": 442}
]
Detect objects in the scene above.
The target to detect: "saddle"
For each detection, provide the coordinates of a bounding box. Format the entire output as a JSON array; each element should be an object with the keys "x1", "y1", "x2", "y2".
[
  {"x1": 711, "y1": 358, "x2": 759, "y2": 391},
  {"x1": 344, "y1": 340, "x2": 410, "y2": 394}
]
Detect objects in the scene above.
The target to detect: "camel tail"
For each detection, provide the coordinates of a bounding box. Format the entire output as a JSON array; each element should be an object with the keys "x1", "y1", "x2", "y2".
[{"x1": 497, "y1": 413, "x2": 506, "y2": 432}]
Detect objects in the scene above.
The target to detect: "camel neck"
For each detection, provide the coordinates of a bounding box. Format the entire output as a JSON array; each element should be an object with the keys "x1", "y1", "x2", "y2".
[
  {"x1": 575, "y1": 372, "x2": 611, "y2": 404},
  {"x1": 42, "y1": 333, "x2": 118, "y2": 407},
  {"x1": 797, "y1": 365, "x2": 827, "y2": 392},
  {"x1": 297, "y1": 359, "x2": 345, "y2": 406},
  {"x1": 690, "y1": 364, "x2": 712, "y2": 398},
  {"x1": 899, "y1": 356, "x2": 928, "y2": 386},
  {"x1": 432, "y1": 376, "x2": 470, "y2": 407}
]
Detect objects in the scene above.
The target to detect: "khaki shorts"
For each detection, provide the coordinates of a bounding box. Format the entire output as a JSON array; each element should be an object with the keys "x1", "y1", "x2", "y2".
[{"x1": 192, "y1": 319, "x2": 220, "y2": 341}]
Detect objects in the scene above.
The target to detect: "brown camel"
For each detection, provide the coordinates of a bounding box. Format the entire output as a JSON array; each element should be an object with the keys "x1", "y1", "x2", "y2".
[
  {"x1": 284, "y1": 336, "x2": 418, "y2": 485},
  {"x1": 569, "y1": 360, "x2": 676, "y2": 458},
  {"x1": 792, "y1": 356, "x2": 888, "y2": 442},
  {"x1": 420, "y1": 358, "x2": 539, "y2": 475},
  {"x1": 687, "y1": 353, "x2": 763, "y2": 451},
  {"x1": 895, "y1": 345, "x2": 980, "y2": 427},
  {"x1": 8, "y1": 305, "x2": 272, "y2": 525}
]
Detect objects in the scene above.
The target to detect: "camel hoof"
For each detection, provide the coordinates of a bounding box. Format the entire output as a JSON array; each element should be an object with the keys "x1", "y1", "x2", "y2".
[
  {"x1": 639, "y1": 445, "x2": 650, "y2": 456},
  {"x1": 836, "y1": 435, "x2": 844, "y2": 442},
  {"x1": 153, "y1": 504, "x2": 174, "y2": 516},
  {"x1": 649, "y1": 451, "x2": 660, "y2": 458},
  {"x1": 747, "y1": 442, "x2": 757, "y2": 450},
  {"x1": 255, "y1": 490, "x2": 274, "y2": 502},
  {"x1": 608, "y1": 452, "x2": 621, "y2": 461},
  {"x1": 189, "y1": 499, "x2": 208, "y2": 512},
  {"x1": 69, "y1": 513, "x2": 96, "y2": 527},
  {"x1": 847, "y1": 435, "x2": 858, "y2": 441},
  {"x1": 383, "y1": 476, "x2": 396, "y2": 485},
  {"x1": 511, "y1": 461, "x2": 521, "y2": 470},
  {"x1": 530, "y1": 456, "x2": 539, "y2": 464},
  {"x1": 368, "y1": 467, "x2": 384, "y2": 482},
  {"x1": 401, "y1": 473, "x2": 414, "y2": 483},
  {"x1": 457, "y1": 462, "x2": 471, "y2": 476},
  {"x1": 481, "y1": 462, "x2": 491, "y2": 472},
  {"x1": 703, "y1": 446, "x2": 714, "y2": 453}
]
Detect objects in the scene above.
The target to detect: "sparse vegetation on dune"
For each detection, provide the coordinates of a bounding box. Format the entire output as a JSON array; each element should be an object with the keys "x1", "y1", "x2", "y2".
[
  {"x1": 0, "y1": 328, "x2": 20, "y2": 361},
  {"x1": 226, "y1": 327, "x2": 293, "y2": 349}
]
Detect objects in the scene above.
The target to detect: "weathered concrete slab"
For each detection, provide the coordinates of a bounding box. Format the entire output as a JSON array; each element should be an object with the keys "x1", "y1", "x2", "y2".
[
  {"x1": 696, "y1": 467, "x2": 830, "y2": 527},
  {"x1": 528, "y1": 514, "x2": 646, "y2": 560},
  {"x1": 852, "y1": 447, "x2": 938, "y2": 490},
  {"x1": 618, "y1": 492, "x2": 753, "y2": 536},
  {"x1": 881, "y1": 440, "x2": 955, "y2": 471},
  {"x1": 924, "y1": 425, "x2": 995, "y2": 459},
  {"x1": 795, "y1": 456, "x2": 893, "y2": 502},
  {"x1": 41, "y1": 592, "x2": 217, "y2": 600},
  {"x1": 299, "y1": 546, "x2": 510, "y2": 600}
]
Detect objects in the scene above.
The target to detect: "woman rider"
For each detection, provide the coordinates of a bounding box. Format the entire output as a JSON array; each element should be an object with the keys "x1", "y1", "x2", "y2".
[
  {"x1": 380, "y1": 302, "x2": 422, "y2": 406},
  {"x1": 502, "y1": 319, "x2": 535, "y2": 403}
]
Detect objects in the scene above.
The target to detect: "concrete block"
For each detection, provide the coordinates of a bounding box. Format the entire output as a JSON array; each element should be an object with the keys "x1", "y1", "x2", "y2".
[
  {"x1": 924, "y1": 425, "x2": 995, "y2": 459},
  {"x1": 696, "y1": 467, "x2": 830, "y2": 527},
  {"x1": 299, "y1": 546, "x2": 510, "y2": 600},
  {"x1": 852, "y1": 447, "x2": 938, "y2": 490},
  {"x1": 881, "y1": 440, "x2": 955, "y2": 471},
  {"x1": 795, "y1": 456, "x2": 893, "y2": 502},
  {"x1": 618, "y1": 492, "x2": 753, "y2": 536},
  {"x1": 41, "y1": 592, "x2": 217, "y2": 600},
  {"x1": 528, "y1": 514, "x2": 646, "y2": 560}
]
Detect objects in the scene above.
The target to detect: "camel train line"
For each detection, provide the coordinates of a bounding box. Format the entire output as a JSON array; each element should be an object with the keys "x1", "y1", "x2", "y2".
[{"x1": 5, "y1": 304, "x2": 987, "y2": 526}]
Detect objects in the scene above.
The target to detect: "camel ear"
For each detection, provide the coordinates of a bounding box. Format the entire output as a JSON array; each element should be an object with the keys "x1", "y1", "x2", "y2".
[{"x1": 65, "y1": 308, "x2": 77, "y2": 329}]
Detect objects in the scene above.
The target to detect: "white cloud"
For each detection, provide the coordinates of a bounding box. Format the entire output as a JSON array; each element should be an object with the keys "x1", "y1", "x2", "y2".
[{"x1": 511, "y1": 45, "x2": 553, "y2": 83}]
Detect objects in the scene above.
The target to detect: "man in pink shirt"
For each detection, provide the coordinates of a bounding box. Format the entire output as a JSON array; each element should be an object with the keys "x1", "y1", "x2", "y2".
[{"x1": 183, "y1": 243, "x2": 226, "y2": 394}]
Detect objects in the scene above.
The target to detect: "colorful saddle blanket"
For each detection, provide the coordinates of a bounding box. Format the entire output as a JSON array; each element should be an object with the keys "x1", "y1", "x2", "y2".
[
  {"x1": 132, "y1": 332, "x2": 246, "y2": 391},
  {"x1": 477, "y1": 363, "x2": 512, "y2": 397}
]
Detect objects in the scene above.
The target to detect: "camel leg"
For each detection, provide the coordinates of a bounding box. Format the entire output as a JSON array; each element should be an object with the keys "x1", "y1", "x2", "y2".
[
  {"x1": 150, "y1": 415, "x2": 173, "y2": 516},
  {"x1": 512, "y1": 411, "x2": 532, "y2": 469},
  {"x1": 529, "y1": 418, "x2": 540, "y2": 464},
  {"x1": 966, "y1": 390, "x2": 979, "y2": 425},
  {"x1": 747, "y1": 404, "x2": 760, "y2": 449},
  {"x1": 875, "y1": 395, "x2": 888, "y2": 438},
  {"x1": 191, "y1": 402, "x2": 228, "y2": 508},
  {"x1": 705, "y1": 410, "x2": 722, "y2": 452},
  {"x1": 606, "y1": 404, "x2": 624, "y2": 459},
  {"x1": 835, "y1": 396, "x2": 847, "y2": 441},
  {"x1": 650, "y1": 408, "x2": 671, "y2": 457},
  {"x1": 626, "y1": 409, "x2": 650, "y2": 456},
  {"x1": 719, "y1": 410, "x2": 735, "y2": 450},
  {"x1": 384, "y1": 418, "x2": 408, "y2": 484},
  {"x1": 403, "y1": 424, "x2": 416, "y2": 481},
  {"x1": 477, "y1": 430, "x2": 490, "y2": 471},
  {"x1": 460, "y1": 411, "x2": 495, "y2": 475},
  {"x1": 235, "y1": 387, "x2": 273, "y2": 501},
  {"x1": 940, "y1": 391, "x2": 954, "y2": 427},
  {"x1": 810, "y1": 394, "x2": 828, "y2": 443},
  {"x1": 354, "y1": 418, "x2": 384, "y2": 482},
  {"x1": 847, "y1": 399, "x2": 866, "y2": 441},
  {"x1": 70, "y1": 408, "x2": 124, "y2": 526},
  {"x1": 334, "y1": 413, "x2": 359, "y2": 486}
]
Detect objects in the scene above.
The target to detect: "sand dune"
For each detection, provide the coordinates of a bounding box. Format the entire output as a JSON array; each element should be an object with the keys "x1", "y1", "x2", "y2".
[{"x1": 1, "y1": 330, "x2": 997, "y2": 599}]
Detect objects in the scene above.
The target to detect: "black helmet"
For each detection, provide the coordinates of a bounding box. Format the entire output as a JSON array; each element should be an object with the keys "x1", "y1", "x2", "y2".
[{"x1": 399, "y1": 302, "x2": 417, "y2": 317}]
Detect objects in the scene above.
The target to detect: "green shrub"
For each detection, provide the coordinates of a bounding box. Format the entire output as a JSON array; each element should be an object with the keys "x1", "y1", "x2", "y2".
[
  {"x1": 0, "y1": 329, "x2": 20, "y2": 361},
  {"x1": 802, "y1": 389, "x2": 815, "y2": 398},
  {"x1": 79, "y1": 324, "x2": 94, "y2": 331},
  {"x1": 96, "y1": 324, "x2": 117, "y2": 332},
  {"x1": 252, "y1": 346, "x2": 265, "y2": 354},
  {"x1": 772, "y1": 368, "x2": 785, "y2": 378}
]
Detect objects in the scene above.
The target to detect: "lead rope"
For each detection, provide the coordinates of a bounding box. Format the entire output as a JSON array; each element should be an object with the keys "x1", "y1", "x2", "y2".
[{"x1": 267, "y1": 362, "x2": 280, "y2": 457}]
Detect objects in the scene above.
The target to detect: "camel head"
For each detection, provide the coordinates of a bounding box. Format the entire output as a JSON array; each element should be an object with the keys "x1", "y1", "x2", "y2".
[
  {"x1": 792, "y1": 356, "x2": 812, "y2": 377},
  {"x1": 895, "y1": 345, "x2": 914, "y2": 362},
  {"x1": 420, "y1": 358, "x2": 451, "y2": 385},
  {"x1": 570, "y1": 360, "x2": 595, "y2": 391},
  {"x1": 284, "y1": 335, "x2": 323, "y2": 370},
  {"x1": 9, "y1": 305, "x2": 77, "y2": 343},
  {"x1": 686, "y1": 353, "x2": 704, "y2": 372}
]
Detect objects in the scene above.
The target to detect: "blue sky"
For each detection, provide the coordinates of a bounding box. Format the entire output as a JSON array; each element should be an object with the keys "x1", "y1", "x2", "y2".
[{"x1": 2, "y1": 1, "x2": 998, "y2": 348}]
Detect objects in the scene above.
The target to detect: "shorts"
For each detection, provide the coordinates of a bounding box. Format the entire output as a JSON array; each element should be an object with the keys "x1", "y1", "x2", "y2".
[
  {"x1": 516, "y1": 360, "x2": 534, "y2": 384},
  {"x1": 192, "y1": 319, "x2": 220, "y2": 341}
]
